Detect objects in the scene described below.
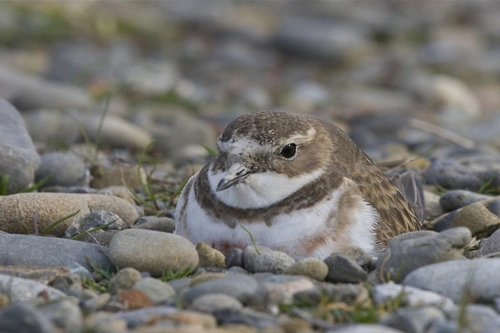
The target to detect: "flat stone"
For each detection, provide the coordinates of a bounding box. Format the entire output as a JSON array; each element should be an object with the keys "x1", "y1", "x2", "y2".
[
  {"x1": 0, "y1": 274, "x2": 65, "y2": 302},
  {"x1": 190, "y1": 294, "x2": 243, "y2": 314},
  {"x1": 253, "y1": 251, "x2": 295, "y2": 274},
  {"x1": 439, "y1": 189, "x2": 492, "y2": 211},
  {"x1": 0, "y1": 234, "x2": 114, "y2": 272},
  {"x1": 109, "y1": 229, "x2": 199, "y2": 277},
  {"x1": 404, "y1": 258, "x2": 500, "y2": 303},
  {"x1": 450, "y1": 202, "x2": 500, "y2": 237},
  {"x1": 283, "y1": 257, "x2": 328, "y2": 281},
  {"x1": 324, "y1": 254, "x2": 367, "y2": 283},
  {"x1": 35, "y1": 151, "x2": 87, "y2": 189},
  {"x1": 133, "y1": 277, "x2": 176, "y2": 305}
]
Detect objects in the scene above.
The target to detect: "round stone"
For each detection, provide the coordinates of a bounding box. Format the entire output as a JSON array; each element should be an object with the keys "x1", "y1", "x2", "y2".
[
  {"x1": 109, "y1": 229, "x2": 199, "y2": 277},
  {"x1": 190, "y1": 294, "x2": 243, "y2": 313}
]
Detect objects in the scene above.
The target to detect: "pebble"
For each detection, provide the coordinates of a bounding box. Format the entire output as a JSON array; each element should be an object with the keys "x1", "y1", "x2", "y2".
[
  {"x1": 326, "y1": 324, "x2": 404, "y2": 333},
  {"x1": 377, "y1": 228, "x2": 471, "y2": 283},
  {"x1": 0, "y1": 302, "x2": 55, "y2": 333},
  {"x1": 424, "y1": 190, "x2": 447, "y2": 219},
  {"x1": 0, "y1": 234, "x2": 114, "y2": 273},
  {"x1": 0, "y1": 99, "x2": 40, "y2": 194},
  {"x1": 196, "y1": 242, "x2": 226, "y2": 268},
  {"x1": 0, "y1": 274, "x2": 65, "y2": 302},
  {"x1": 382, "y1": 306, "x2": 446, "y2": 333},
  {"x1": 283, "y1": 257, "x2": 328, "y2": 281},
  {"x1": 182, "y1": 274, "x2": 259, "y2": 305},
  {"x1": 83, "y1": 311, "x2": 127, "y2": 333},
  {"x1": 108, "y1": 229, "x2": 199, "y2": 277},
  {"x1": 294, "y1": 283, "x2": 369, "y2": 306},
  {"x1": 38, "y1": 298, "x2": 83, "y2": 333},
  {"x1": 113, "y1": 307, "x2": 217, "y2": 329},
  {"x1": 404, "y1": 258, "x2": 500, "y2": 303},
  {"x1": 90, "y1": 164, "x2": 147, "y2": 190},
  {"x1": 450, "y1": 202, "x2": 500, "y2": 237},
  {"x1": 108, "y1": 267, "x2": 142, "y2": 295},
  {"x1": 51, "y1": 274, "x2": 83, "y2": 296},
  {"x1": 35, "y1": 151, "x2": 88, "y2": 189},
  {"x1": 225, "y1": 247, "x2": 244, "y2": 268},
  {"x1": 243, "y1": 245, "x2": 273, "y2": 273},
  {"x1": 132, "y1": 277, "x2": 176, "y2": 305},
  {"x1": 439, "y1": 189, "x2": 493, "y2": 211},
  {"x1": 323, "y1": 254, "x2": 368, "y2": 283},
  {"x1": 191, "y1": 293, "x2": 243, "y2": 314},
  {"x1": 0, "y1": 193, "x2": 138, "y2": 236},
  {"x1": 331, "y1": 245, "x2": 373, "y2": 270},
  {"x1": 372, "y1": 282, "x2": 454, "y2": 309},
  {"x1": 444, "y1": 304, "x2": 500, "y2": 333},
  {"x1": 64, "y1": 211, "x2": 126, "y2": 239},
  {"x1": 132, "y1": 216, "x2": 176, "y2": 233},
  {"x1": 478, "y1": 228, "x2": 500, "y2": 257},
  {"x1": 424, "y1": 159, "x2": 482, "y2": 191},
  {"x1": 253, "y1": 251, "x2": 296, "y2": 274},
  {"x1": 0, "y1": 266, "x2": 70, "y2": 285}
]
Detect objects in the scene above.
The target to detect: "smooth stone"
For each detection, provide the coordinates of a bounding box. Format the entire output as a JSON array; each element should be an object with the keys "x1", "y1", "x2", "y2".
[
  {"x1": 331, "y1": 245, "x2": 373, "y2": 269},
  {"x1": 0, "y1": 234, "x2": 114, "y2": 272},
  {"x1": 0, "y1": 99, "x2": 40, "y2": 193},
  {"x1": 377, "y1": 228, "x2": 471, "y2": 283},
  {"x1": 22, "y1": 109, "x2": 81, "y2": 145},
  {"x1": 0, "y1": 193, "x2": 138, "y2": 236},
  {"x1": 0, "y1": 266, "x2": 70, "y2": 285},
  {"x1": 90, "y1": 165, "x2": 147, "y2": 189},
  {"x1": 450, "y1": 203, "x2": 500, "y2": 237},
  {"x1": 212, "y1": 307, "x2": 279, "y2": 330},
  {"x1": 404, "y1": 258, "x2": 500, "y2": 303},
  {"x1": 444, "y1": 304, "x2": 500, "y2": 333},
  {"x1": 261, "y1": 274, "x2": 315, "y2": 307},
  {"x1": 225, "y1": 247, "x2": 244, "y2": 268},
  {"x1": 0, "y1": 274, "x2": 65, "y2": 302},
  {"x1": 113, "y1": 307, "x2": 216, "y2": 329},
  {"x1": 326, "y1": 324, "x2": 404, "y2": 333},
  {"x1": 424, "y1": 190, "x2": 447, "y2": 220},
  {"x1": 182, "y1": 274, "x2": 259, "y2": 305},
  {"x1": 382, "y1": 307, "x2": 446, "y2": 333},
  {"x1": 132, "y1": 216, "x2": 176, "y2": 233},
  {"x1": 324, "y1": 254, "x2": 367, "y2": 283},
  {"x1": 253, "y1": 251, "x2": 295, "y2": 274},
  {"x1": 38, "y1": 299, "x2": 83, "y2": 333},
  {"x1": 372, "y1": 282, "x2": 454, "y2": 308},
  {"x1": 424, "y1": 159, "x2": 481, "y2": 191},
  {"x1": 190, "y1": 293, "x2": 243, "y2": 314},
  {"x1": 196, "y1": 242, "x2": 226, "y2": 268},
  {"x1": 83, "y1": 312, "x2": 127, "y2": 333},
  {"x1": 35, "y1": 151, "x2": 87, "y2": 189},
  {"x1": 108, "y1": 267, "x2": 142, "y2": 295},
  {"x1": 132, "y1": 277, "x2": 176, "y2": 305},
  {"x1": 0, "y1": 302, "x2": 55, "y2": 333},
  {"x1": 428, "y1": 211, "x2": 458, "y2": 232},
  {"x1": 439, "y1": 190, "x2": 492, "y2": 211},
  {"x1": 283, "y1": 257, "x2": 328, "y2": 281},
  {"x1": 109, "y1": 229, "x2": 199, "y2": 277},
  {"x1": 243, "y1": 245, "x2": 273, "y2": 273},
  {"x1": 478, "y1": 228, "x2": 500, "y2": 257}
]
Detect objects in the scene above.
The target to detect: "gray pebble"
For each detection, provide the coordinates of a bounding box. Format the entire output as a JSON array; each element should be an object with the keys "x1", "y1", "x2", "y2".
[
  {"x1": 424, "y1": 159, "x2": 481, "y2": 191},
  {"x1": 243, "y1": 245, "x2": 273, "y2": 273},
  {"x1": 225, "y1": 247, "x2": 244, "y2": 268},
  {"x1": 0, "y1": 99, "x2": 40, "y2": 194},
  {"x1": 108, "y1": 267, "x2": 142, "y2": 295},
  {"x1": 64, "y1": 211, "x2": 126, "y2": 239},
  {"x1": 253, "y1": 251, "x2": 295, "y2": 274},
  {"x1": 382, "y1": 307, "x2": 446, "y2": 333},
  {"x1": 38, "y1": 299, "x2": 83, "y2": 333},
  {"x1": 324, "y1": 254, "x2": 367, "y2": 283},
  {"x1": 132, "y1": 277, "x2": 176, "y2": 305},
  {"x1": 0, "y1": 302, "x2": 54, "y2": 333},
  {"x1": 404, "y1": 258, "x2": 500, "y2": 303},
  {"x1": 0, "y1": 234, "x2": 114, "y2": 273},
  {"x1": 326, "y1": 324, "x2": 404, "y2": 333},
  {"x1": 372, "y1": 282, "x2": 454, "y2": 308},
  {"x1": 478, "y1": 228, "x2": 500, "y2": 257},
  {"x1": 332, "y1": 245, "x2": 373, "y2": 269},
  {"x1": 294, "y1": 283, "x2": 369, "y2": 306},
  {"x1": 444, "y1": 304, "x2": 500, "y2": 333},
  {"x1": 439, "y1": 189, "x2": 492, "y2": 211},
  {"x1": 132, "y1": 216, "x2": 176, "y2": 233},
  {"x1": 35, "y1": 151, "x2": 87, "y2": 189},
  {"x1": 109, "y1": 229, "x2": 199, "y2": 277},
  {"x1": 182, "y1": 274, "x2": 259, "y2": 305},
  {"x1": 377, "y1": 227, "x2": 470, "y2": 283},
  {"x1": 190, "y1": 293, "x2": 243, "y2": 314},
  {"x1": 51, "y1": 274, "x2": 82, "y2": 296}
]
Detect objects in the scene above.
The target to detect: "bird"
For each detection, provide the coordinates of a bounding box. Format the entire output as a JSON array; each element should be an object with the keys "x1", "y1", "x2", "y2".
[{"x1": 174, "y1": 110, "x2": 421, "y2": 259}]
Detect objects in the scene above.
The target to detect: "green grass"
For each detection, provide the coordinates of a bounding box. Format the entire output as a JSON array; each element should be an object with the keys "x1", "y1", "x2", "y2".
[{"x1": 159, "y1": 266, "x2": 196, "y2": 282}]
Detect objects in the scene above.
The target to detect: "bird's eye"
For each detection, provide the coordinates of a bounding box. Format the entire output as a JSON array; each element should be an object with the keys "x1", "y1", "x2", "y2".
[{"x1": 280, "y1": 143, "x2": 297, "y2": 159}]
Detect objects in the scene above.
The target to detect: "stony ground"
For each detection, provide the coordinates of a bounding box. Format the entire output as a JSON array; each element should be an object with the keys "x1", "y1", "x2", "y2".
[{"x1": 2, "y1": 2, "x2": 500, "y2": 332}]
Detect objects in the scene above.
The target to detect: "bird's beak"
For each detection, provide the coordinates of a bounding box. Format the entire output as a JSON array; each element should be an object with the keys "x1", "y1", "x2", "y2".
[{"x1": 216, "y1": 163, "x2": 253, "y2": 192}]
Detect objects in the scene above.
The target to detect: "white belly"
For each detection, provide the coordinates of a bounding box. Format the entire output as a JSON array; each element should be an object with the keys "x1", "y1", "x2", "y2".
[{"x1": 175, "y1": 176, "x2": 378, "y2": 260}]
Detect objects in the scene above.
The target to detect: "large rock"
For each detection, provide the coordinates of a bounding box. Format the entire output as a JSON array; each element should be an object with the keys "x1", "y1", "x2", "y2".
[
  {"x1": 0, "y1": 99, "x2": 40, "y2": 193},
  {"x1": 0, "y1": 234, "x2": 115, "y2": 272},
  {"x1": 0, "y1": 193, "x2": 139, "y2": 236}
]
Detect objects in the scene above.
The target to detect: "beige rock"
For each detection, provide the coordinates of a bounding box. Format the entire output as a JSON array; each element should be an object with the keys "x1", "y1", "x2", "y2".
[
  {"x1": 196, "y1": 242, "x2": 226, "y2": 268},
  {"x1": 0, "y1": 193, "x2": 139, "y2": 236},
  {"x1": 90, "y1": 165, "x2": 147, "y2": 190},
  {"x1": 451, "y1": 203, "x2": 500, "y2": 237}
]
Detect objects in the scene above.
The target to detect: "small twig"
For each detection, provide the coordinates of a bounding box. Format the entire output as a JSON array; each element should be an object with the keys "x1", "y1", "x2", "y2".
[{"x1": 408, "y1": 118, "x2": 475, "y2": 149}]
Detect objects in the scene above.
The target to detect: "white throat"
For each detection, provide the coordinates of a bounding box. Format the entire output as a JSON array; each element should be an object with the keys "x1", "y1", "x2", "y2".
[{"x1": 208, "y1": 165, "x2": 324, "y2": 209}]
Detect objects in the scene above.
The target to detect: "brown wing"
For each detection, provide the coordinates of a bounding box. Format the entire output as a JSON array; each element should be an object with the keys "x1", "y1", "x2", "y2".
[{"x1": 351, "y1": 153, "x2": 421, "y2": 246}]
